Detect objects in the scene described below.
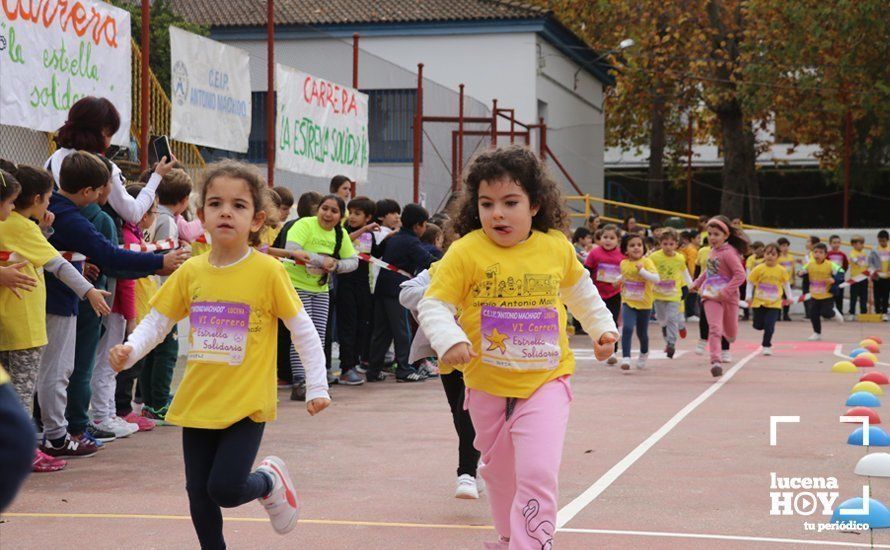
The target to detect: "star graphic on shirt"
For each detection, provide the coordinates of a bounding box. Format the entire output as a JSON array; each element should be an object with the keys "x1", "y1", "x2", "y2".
[{"x1": 484, "y1": 328, "x2": 509, "y2": 355}]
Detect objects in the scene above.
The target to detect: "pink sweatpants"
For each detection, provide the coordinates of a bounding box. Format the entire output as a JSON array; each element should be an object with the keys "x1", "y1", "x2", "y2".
[
  {"x1": 467, "y1": 376, "x2": 572, "y2": 550},
  {"x1": 703, "y1": 299, "x2": 738, "y2": 365}
]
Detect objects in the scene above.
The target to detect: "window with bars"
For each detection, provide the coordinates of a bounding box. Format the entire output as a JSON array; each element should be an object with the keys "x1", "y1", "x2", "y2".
[
  {"x1": 364, "y1": 89, "x2": 416, "y2": 163},
  {"x1": 246, "y1": 89, "x2": 416, "y2": 164}
]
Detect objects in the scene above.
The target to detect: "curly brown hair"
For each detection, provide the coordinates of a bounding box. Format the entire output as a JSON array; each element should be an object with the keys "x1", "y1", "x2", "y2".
[
  {"x1": 453, "y1": 145, "x2": 567, "y2": 236},
  {"x1": 198, "y1": 160, "x2": 268, "y2": 247}
]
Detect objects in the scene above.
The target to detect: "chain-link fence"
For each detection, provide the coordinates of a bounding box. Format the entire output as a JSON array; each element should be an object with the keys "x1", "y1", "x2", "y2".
[{"x1": 0, "y1": 124, "x2": 51, "y2": 168}]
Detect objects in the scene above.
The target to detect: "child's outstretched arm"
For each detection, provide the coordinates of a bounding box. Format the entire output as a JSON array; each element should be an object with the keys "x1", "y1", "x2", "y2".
[
  {"x1": 417, "y1": 296, "x2": 474, "y2": 367},
  {"x1": 44, "y1": 256, "x2": 111, "y2": 316},
  {"x1": 560, "y1": 275, "x2": 619, "y2": 361},
  {"x1": 109, "y1": 308, "x2": 177, "y2": 372},
  {"x1": 398, "y1": 269, "x2": 431, "y2": 313},
  {"x1": 282, "y1": 310, "x2": 330, "y2": 415}
]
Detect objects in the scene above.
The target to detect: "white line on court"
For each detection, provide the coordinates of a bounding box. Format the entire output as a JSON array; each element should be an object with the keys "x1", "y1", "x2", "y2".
[
  {"x1": 556, "y1": 348, "x2": 762, "y2": 528},
  {"x1": 834, "y1": 344, "x2": 890, "y2": 367},
  {"x1": 559, "y1": 527, "x2": 890, "y2": 548}
]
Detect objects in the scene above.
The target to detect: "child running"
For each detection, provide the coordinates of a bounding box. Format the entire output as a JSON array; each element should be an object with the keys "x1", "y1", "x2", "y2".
[
  {"x1": 618, "y1": 233, "x2": 659, "y2": 370},
  {"x1": 800, "y1": 242, "x2": 844, "y2": 341},
  {"x1": 109, "y1": 160, "x2": 330, "y2": 548},
  {"x1": 583, "y1": 224, "x2": 624, "y2": 364},
  {"x1": 649, "y1": 228, "x2": 692, "y2": 359},
  {"x1": 690, "y1": 216, "x2": 748, "y2": 377},
  {"x1": 417, "y1": 146, "x2": 618, "y2": 550},
  {"x1": 746, "y1": 243, "x2": 794, "y2": 355}
]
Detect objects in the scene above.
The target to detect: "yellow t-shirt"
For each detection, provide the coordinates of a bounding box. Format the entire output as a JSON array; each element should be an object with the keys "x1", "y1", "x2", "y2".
[
  {"x1": 746, "y1": 255, "x2": 764, "y2": 271},
  {"x1": 134, "y1": 276, "x2": 159, "y2": 324},
  {"x1": 749, "y1": 263, "x2": 790, "y2": 309},
  {"x1": 696, "y1": 245, "x2": 711, "y2": 274},
  {"x1": 424, "y1": 229, "x2": 585, "y2": 399},
  {"x1": 0, "y1": 211, "x2": 60, "y2": 351},
  {"x1": 620, "y1": 257, "x2": 657, "y2": 310},
  {"x1": 849, "y1": 249, "x2": 869, "y2": 278},
  {"x1": 257, "y1": 225, "x2": 281, "y2": 249},
  {"x1": 151, "y1": 250, "x2": 301, "y2": 429},
  {"x1": 803, "y1": 259, "x2": 835, "y2": 300},
  {"x1": 878, "y1": 245, "x2": 890, "y2": 274},
  {"x1": 190, "y1": 233, "x2": 212, "y2": 257},
  {"x1": 681, "y1": 244, "x2": 698, "y2": 276},
  {"x1": 648, "y1": 250, "x2": 687, "y2": 302},
  {"x1": 0, "y1": 365, "x2": 9, "y2": 385},
  {"x1": 778, "y1": 253, "x2": 796, "y2": 281}
]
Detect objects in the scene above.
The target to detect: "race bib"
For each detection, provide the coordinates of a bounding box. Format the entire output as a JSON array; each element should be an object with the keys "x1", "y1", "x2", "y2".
[
  {"x1": 596, "y1": 263, "x2": 621, "y2": 284},
  {"x1": 880, "y1": 251, "x2": 890, "y2": 263},
  {"x1": 853, "y1": 256, "x2": 867, "y2": 266},
  {"x1": 623, "y1": 280, "x2": 646, "y2": 301},
  {"x1": 756, "y1": 282, "x2": 780, "y2": 302},
  {"x1": 188, "y1": 302, "x2": 250, "y2": 365},
  {"x1": 810, "y1": 280, "x2": 828, "y2": 295},
  {"x1": 480, "y1": 305, "x2": 560, "y2": 371},
  {"x1": 702, "y1": 275, "x2": 729, "y2": 299},
  {"x1": 780, "y1": 260, "x2": 794, "y2": 272},
  {"x1": 828, "y1": 253, "x2": 845, "y2": 265},
  {"x1": 654, "y1": 279, "x2": 677, "y2": 298},
  {"x1": 355, "y1": 232, "x2": 373, "y2": 254}
]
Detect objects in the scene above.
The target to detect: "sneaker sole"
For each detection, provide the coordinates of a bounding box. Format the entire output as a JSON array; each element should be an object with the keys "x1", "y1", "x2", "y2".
[
  {"x1": 261, "y1": 456, "x2": 299, "y2": 534},
  {"x1": 455, "y1": 488, "x2": 480, "y2": 499},
  {"x1": 339, "y1": 379, "x2": 365, "y2": 386}
]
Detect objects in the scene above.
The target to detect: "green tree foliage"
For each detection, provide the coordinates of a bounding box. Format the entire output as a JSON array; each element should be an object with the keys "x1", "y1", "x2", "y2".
[{"x1": 110, "y1": 0, "x2": 209, "y2": 96}]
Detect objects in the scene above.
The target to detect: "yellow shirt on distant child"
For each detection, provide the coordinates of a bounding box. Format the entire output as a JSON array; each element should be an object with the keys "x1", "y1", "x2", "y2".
[
  {"x1": 878, "y1": 245, "x2": 890, "y2": 274},
  {"x1": 150, "y1": 250, "x2": 302, "y2": 429},
  {"x1": 681, "y1": 244, "x2": 698, "y2": 276},
  {"x1": 0, "y1": 211, "x2": 59, "y2": 351},
  {"x1": 648, "y1": 250, "x2": 686, "y2": 302},
  {"x1": 778, "y1": 253, "x2": 796, "y2": 282},
  {"x1": 848, "y1": 249, "x2": 868, "y2": 278},
  {"x1": 134, "y1": 276, "x2": 159, "y2": 324},
  {"x1": 746, "y1": 255, "x2": 764, "y2": 271},
  {"x1": 424, "y1": 229, "x2": 585, "y2": 399},
  {"x1": 696, "y1": 245, "x2": 711, "y2": 274},
  {"x1": 620, "y1": 257, "x2": 657, "y2": 310},
  {"x1": 749, "y1": 264, "x2": 790, "y2": 309},
  {"x1": 802, "y1": 260, "x2": 836, "y2": 300}
]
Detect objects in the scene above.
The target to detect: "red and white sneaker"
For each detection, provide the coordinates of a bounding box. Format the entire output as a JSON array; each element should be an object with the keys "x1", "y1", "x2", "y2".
[
  {"x1": 122, "y1": 411, "x2": 156, "y2": 431},
  {"x1": 256, "y1": 456, "x2": 299, "y2": 534},
  {"x1": 32, "y1": 449, "x2": 67, "y2": 472}
]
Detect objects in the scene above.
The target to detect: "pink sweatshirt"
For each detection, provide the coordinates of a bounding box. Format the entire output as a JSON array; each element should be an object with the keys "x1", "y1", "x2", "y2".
[
  {"x1": 112, "y1": 223, "x2": 141, "y2": 320},
  {"x1": 176, "y1": 215, "x2": 204, "y2": 243},
  {"x1": 692, "y1": 243, "x2": 746, "y2": 303},
  {"x1": 584, "y1": 245, "x2": 625, "y2": 300}
]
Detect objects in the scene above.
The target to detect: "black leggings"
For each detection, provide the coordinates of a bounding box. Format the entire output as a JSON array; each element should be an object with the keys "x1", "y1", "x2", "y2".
[
  {"x1": 699, "y1": 303, "x2": 730, "y2": 350},
  {"x1": 604, "y1": 294, "x2": 621, "y2": 354},
  {"x1": 808, "y1": 297, "x2": 836, "y2": 334},
  {"x1": 752, "y1": 307, "x2": 780, "y2": 347},
  {"x1": 183, "y1": 418, "x2": 271, "y2": 550},
  {"x1": 114, "y1": 357, "x2": 144, "y2": 416},
  {"x1": 440, "y1": 371, "x2": 479, "y2": 478}
]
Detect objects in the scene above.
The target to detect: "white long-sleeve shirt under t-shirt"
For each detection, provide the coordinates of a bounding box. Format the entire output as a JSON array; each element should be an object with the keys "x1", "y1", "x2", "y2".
[{"x1": 46, "y1": 148, "x2": 161, "y2": 224}]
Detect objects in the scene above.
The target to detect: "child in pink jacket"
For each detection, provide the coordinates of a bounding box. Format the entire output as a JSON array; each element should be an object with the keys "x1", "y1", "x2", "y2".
[{"x1": 691, "y1": 215, "x2": 748, "y2": 378}]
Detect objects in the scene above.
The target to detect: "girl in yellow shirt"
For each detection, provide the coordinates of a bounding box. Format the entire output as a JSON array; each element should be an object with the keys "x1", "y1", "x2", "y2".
[
  {"x1": 618, "y1": 234, "x2": 660, "y2": 370},
  {"x1": 110, "y1": 161, "x2": 330, "y2": 545},
  {"x1": 746, "y1": 244, "x2": 793, "y2": 355},
  {"x1": 418, "y1": 146, "x2": 618, "y2": 550}
]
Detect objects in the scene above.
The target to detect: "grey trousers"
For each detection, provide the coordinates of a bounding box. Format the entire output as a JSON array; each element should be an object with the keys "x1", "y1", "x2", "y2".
[
  {"x1": 35, "y1": 314, "x2": 77, "y2": 440},
  {"x1": 654, "y1": 300, "x2": 683, "y2": 346}
]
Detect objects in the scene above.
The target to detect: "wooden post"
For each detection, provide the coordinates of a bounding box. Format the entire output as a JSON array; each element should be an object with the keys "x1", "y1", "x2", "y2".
[
  {"x1": 413, "y1": 64, "x2": 424, "y2": 203},
  {"x1": 139, "y1": 0, "x2": 150, "y2": 170},
  {"x1": 266, "y1": 0, "x2": 275, "y2": 186},
  {"x1": 458, "y1": 84, "x2": 464, "y2": 188}
]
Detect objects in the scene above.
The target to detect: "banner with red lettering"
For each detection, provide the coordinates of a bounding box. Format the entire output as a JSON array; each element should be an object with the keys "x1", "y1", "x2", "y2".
[
  {"x1": 275, "y1": 64, "x2": 369, "y2": 182},
  {"x1": 0, "y1": 1, "x2": 131, "y2": 145}
]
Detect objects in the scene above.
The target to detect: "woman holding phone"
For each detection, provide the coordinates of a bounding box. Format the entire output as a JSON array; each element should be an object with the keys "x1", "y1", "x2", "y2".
[{"x1": 44, "y1": 96, "x2": 167, "y2": 224}]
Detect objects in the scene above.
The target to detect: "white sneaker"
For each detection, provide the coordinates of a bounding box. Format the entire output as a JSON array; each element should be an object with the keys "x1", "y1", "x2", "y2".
[
  {"x1": 635, "y1": 352, "x2": 649, "y2": 370},
  {"x1": 620, "y1": 358, "x2": 631, "y2": 371},
  {"x1": 256, "y1": 456, "x2": 299, "y2": 534},
  {"x1": 695, "y1": 340, "x2": 706, "y2": 355},
  {"x1": 688, "y1": 315, "x2": 700, "y2": 322},
  {"x1": 721, "y1": 351, "x2": 732, "y2": 363},
  {"x1": 883, "y1": 314, "x2": 888, "y2": 322},
  {"x1": 762, "y1": 347, "x2": 773, "y2": 356},
  {"x1": 833, "y1": 308, "x2": 845, "y2": 323},
  {"x1": 807, "y1": 333, "x2": 822, "y2": 341},
  {"x1": 94, "y1": 416, "x2": 137, "y2": 438},
  {"x1": 455, "y1": 474, "x2": 480, "y2": 499},
  {"x1": 606, "y1": 354, "x2": 618, "y2": 366}
]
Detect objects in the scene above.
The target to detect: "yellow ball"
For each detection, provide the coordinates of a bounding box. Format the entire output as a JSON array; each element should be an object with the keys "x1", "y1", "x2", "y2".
[
  {"x1": 860, "y1": 352, "x2": 880, "y2": 364},
  {"x1": 852, "y1": 381, "x2": 884, "y2": 396},
  {"x1": 833, "y1": 361, "x2": 859, "y2": 373},
  {"x1": 861, "y1": 339, "x2": 880, "y2": 348}
]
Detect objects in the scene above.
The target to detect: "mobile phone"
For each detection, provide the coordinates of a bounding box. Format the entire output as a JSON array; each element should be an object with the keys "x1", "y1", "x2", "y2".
[{"x1": 152, "y1": 135, "x2": 172, "y2": 163}]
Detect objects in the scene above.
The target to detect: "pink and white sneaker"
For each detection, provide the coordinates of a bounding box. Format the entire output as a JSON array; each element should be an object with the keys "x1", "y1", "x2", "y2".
[
  {"x1": 256, "y1": 456, "x2": 299, "y2": 534},
  {"x1": 122, "y1": 411, "x2": 156, "y2": 431}
]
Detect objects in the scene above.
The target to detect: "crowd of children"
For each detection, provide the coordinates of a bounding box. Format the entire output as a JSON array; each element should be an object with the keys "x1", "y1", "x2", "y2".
[{"x1": 2, "y1": 96, "x2": 890, "y2": 548}]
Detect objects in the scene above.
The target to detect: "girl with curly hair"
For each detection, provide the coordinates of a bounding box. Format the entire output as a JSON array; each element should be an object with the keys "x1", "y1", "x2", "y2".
[{"x1": 418, "y1": 145, "x2": 618, "y2": 549}]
